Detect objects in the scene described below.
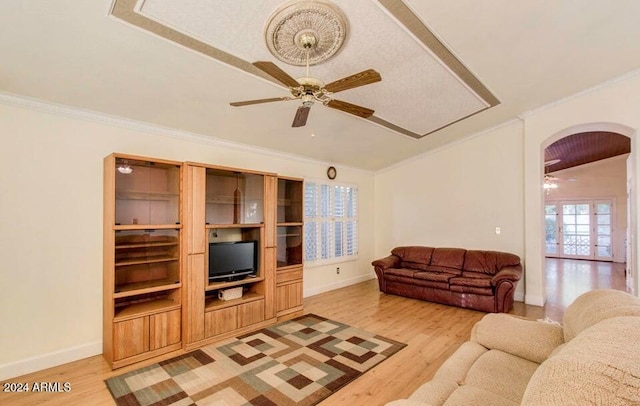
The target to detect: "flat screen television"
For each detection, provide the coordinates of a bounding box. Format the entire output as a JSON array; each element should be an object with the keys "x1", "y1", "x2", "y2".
[{"x1": 208, "y1": 240, "x2": 258, "y2": 282}]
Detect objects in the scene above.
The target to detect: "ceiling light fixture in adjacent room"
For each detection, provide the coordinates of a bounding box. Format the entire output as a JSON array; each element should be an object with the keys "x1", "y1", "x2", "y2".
[{"x1": 543, "y1": 175, "x2": 558, "y2": 194}]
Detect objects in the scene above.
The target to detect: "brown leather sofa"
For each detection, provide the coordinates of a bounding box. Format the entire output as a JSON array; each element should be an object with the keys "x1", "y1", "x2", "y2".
[{"x1": 372, "y1": 246, "x2": 522, "y2": 313}]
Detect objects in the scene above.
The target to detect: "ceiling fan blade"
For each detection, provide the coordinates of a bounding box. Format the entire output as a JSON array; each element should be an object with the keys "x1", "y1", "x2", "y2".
[
  {"x1": 253, "y1": 61, "x2": 300, "y2": 88},
  {"x1": 230, "y1": 97, "x2": 289, "y2": 107},
  {"x1": 292, "y1": 105, "x2": 311, "y2": 127},
  {"x1": 324, "y1": 69, "x2": 381, "y2": 93},
  {"x1": 326, "y1": 99, "x2": 375, "y2": 118}
]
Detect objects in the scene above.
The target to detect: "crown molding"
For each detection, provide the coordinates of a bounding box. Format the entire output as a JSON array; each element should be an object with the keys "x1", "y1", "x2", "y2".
[
  {"x1": 375, "y1": 118, "x2": 522, "y2": 175},
  {"x1": 0, "y1": 91, "x2": 373, "y2": 175}
]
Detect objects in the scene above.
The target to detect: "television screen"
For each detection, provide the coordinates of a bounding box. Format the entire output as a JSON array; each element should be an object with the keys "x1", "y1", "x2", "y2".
[{"x1": 208, "y1": 241, "x2": 258, "y2": 282}]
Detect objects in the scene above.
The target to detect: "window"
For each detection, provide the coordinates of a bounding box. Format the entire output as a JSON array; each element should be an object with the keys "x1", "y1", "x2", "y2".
[{"x1": 304, "y1": 181, "x2": 358, "y2": 263}]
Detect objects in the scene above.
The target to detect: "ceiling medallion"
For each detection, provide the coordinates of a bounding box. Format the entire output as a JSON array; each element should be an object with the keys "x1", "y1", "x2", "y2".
[{"x1": 265, "y1": 1, "x2": 349, "y2": 66}]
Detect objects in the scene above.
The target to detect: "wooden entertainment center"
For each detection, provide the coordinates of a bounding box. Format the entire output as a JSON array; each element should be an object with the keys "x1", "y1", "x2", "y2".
[{"x1": 103, "y1": 154, "x2": 304, "y2": 368}]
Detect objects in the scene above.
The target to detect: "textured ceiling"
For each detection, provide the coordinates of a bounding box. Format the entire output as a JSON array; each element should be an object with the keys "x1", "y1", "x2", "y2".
[
  {"x1": 2, "y1": 1, "x2": 640, "y2": 170},
  {"x1": 119, "y1": 0, "x2": 497, "y2": 136}
]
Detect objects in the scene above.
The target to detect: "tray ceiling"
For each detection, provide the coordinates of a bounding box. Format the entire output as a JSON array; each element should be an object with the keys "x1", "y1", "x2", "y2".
[
  {"x1": 3, "y1": 1, "x2": 640, "y2": 171},
  {"x1": 111, "y1": 0, "x2": 499, "y2": 138}
]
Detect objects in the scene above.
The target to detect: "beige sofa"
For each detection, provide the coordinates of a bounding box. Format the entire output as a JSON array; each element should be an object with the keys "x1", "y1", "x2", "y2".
[{"x1": 386, "y1": 289, "x2": 640, "y2": 406}]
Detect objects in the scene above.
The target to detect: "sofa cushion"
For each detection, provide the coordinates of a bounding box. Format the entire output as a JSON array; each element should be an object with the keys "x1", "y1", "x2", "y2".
[
  {"x1": 562, "y1": 288, "x2": 640, "y2": 341},
  {"x1": 449, "y1": 285, "x2": 493, "y2": 296},
  {"x1": 386, "y1": 269, "x2": 450, "y2": 289},
  {"x1": 424, "y1": 265, "x2": 462, "y2": 275},
  {"x1": 406, "y1": 379, "x2": 459, "y2": 405},
  {"x1": 462, "y1": 250, "x2": 520, "y2": 275},
  {"x1": 391, "y1": 246, "x2": 435, "y2": 270},
  {"x1": 522, "y1": 316, "x2": 640, "y2": 405},
  {"x1": 441, "y1": 385, "x2": 518, "y2": 406},
  {"x1": 449, "y1": 275, "x2": 492, "y2": 288},
  {"x1": 430, "y1": 248, "x2": 466, "y2": 269},
  {"x1": 434, "y1": 341, "x2": 487, "y2": 383},
  {"x1": 386, "y1": 268, "x2": 418, "y2": 278},
  {"x1": 464, "y1": 349, "x2": 539, "y2": 404},
  {"x1": 470, "y1": 313, "x2": 564, "y2": 364},
  {"x1": 413, "y1": 271, "x2": 458, "y2": 283}
]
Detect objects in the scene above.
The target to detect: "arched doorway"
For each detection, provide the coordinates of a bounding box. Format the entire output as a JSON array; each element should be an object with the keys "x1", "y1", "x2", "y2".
[
  {"x1": 523, "y1": 122, "x2": 637, "y2": 307},
  {"x1": 542, "y1": 131, "x2": 630, "y2": 307}
]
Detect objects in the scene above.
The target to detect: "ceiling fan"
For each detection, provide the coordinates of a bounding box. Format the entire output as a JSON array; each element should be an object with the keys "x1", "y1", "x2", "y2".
[
  {"x1": 545, "y1": 174, "x2": 577, "y2": 182},
  {"x1": 230, "y1": 33, "x2": 381, "y2": 128}
]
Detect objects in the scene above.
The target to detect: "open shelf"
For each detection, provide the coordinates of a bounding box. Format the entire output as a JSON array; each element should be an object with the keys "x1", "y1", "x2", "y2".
[
  {"x1": 115, "y1": 256, "x2": 178, "y2": 267},
  {"x1": 205, "y1": 276, "x2": 264, "y2": 292},
  {"x1": 277, "y1": 222, "x2": 303, "y2": 227},
  {"x1": 116, "y1": 191, "x2": 179, "y2": 201},
  {"x1": 114, "y1": 224, "x2": 181, "y2": 231},
  {"x1": 115, "y1": 241, "x2": 179, "y2": 250},
  {"x1": 205, "y1": 195, "x2": 243, "y2": 205},
  {"x1": 205, "y1": 223, "x2": 263, "y2": 229},
  {"x1": 277, "y1": 262, "x2": 303, "y2": 271},
  {"x1": 114, "y1": 279, "x2": 181, "y2": 298},
  {"x1": 205, "y1": 292, "x2": 264, "y2": 312},
  {"x1": 114, "y1": 299, "x2": 180, "y2": 322}
]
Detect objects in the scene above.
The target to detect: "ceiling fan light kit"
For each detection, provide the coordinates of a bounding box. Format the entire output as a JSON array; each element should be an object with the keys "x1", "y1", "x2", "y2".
[{"x1": 230, "y1": 0, "x2": 381, "y2": 128}]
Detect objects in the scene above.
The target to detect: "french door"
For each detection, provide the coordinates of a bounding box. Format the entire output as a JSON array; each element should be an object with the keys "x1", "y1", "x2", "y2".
[{"x1": 545, "y1": 200, "x2": 613, "y2": 261}]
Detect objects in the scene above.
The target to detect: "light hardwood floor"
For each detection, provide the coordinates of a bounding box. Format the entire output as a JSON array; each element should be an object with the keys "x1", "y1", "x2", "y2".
[{"x1": 0, "y1": 259, "x2": 627, "y2": 405}]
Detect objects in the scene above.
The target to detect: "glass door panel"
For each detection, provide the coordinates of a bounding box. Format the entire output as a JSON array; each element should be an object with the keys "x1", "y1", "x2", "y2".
[
  {"x1": 114, "y1": 158, "x2": 180, "y2": 225},
  {"x1": 595, "y1": 202, "x2": 613, "y2": 260},
  {"x1": 562, "y1": 203, "x2": 591, "y2": 258},
  {"x1": 545, "y1": 205, "x2": 559, "y2": 255}
]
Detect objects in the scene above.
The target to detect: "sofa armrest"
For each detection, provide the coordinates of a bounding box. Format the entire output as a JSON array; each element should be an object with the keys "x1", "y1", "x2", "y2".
[
  {"x1": 372, "y1": 254, "x2": 400, "y2": 270},
  {"x1": 372, "y1": 255, "x2": 400, "y2": 293},
  {"x1": 491, "y1": 265, "x2": 522, "y2": 286},
  {"x1": 470, "y1": 313, "x2": 564, "y2": 364}
]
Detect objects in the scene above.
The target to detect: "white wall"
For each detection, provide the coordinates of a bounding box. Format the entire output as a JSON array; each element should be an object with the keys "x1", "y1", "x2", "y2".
[
  {"x1": 545, "y1": 155, "x2": 628, "y2": 262},
  {"x1": 0, "y1": 100, "x2": 375, "y2": 378},
  {"x1": 4, "y1": 70, "x2": 640, "y2": 380},
  {"x1": 374, "y1": 70, "x2": 640, "y2": 308},
  {"x1": 375, "y1": 120, "x2": 526, "y2": 299},
  {"x1": 523, "y1": 72, "x2": 640, "y2": 304}
]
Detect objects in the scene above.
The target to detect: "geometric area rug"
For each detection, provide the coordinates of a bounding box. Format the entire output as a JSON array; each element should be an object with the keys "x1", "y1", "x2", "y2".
[{"x1": 105, "y1": 314, "x2": 406, "y2": 405}]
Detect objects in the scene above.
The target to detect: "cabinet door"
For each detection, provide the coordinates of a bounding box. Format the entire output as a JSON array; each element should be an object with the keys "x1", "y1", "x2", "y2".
[
  {"x1": 276, "y1": 281, "x2": 303, "y2": 313},
  {"x1": 237, "y1": 300, "x2": 265, "y2": 328},
  {"x1": 204, "y1": 307, "x2": 237, "y2": 338},
  {"x1": 149, "y1": 309, "x2": 181, "y2": 351},
  {"x1": 113, "y1": 317, "x2": 149, "y2": 360}
]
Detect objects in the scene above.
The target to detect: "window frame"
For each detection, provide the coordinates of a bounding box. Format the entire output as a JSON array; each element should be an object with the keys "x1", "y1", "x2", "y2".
[{"x1": 303, "y1": 178, "x2": 359, "y2": 267}]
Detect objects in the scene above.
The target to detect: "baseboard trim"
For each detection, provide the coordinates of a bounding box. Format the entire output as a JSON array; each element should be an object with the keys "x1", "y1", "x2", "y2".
[
  {"x1": 0, "y1": 341, "x2": 102, "y2": 381},
  {"x1": 304, "y1": 273, "x2": 375, "y2": 298},
  {"x1": 514, "y1": 292, "x2": 525, "y2": 302},
  {"x1": 525, "y1": 294, "x2": 546, "y2": 307}
]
